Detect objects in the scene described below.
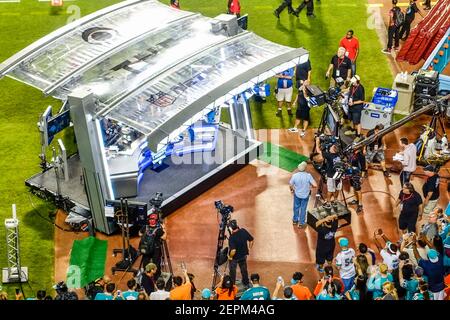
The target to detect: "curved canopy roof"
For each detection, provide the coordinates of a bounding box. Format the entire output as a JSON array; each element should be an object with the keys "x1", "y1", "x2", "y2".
[{"x1": 0, "y1": 0, "x2": 309, "y2": 151}]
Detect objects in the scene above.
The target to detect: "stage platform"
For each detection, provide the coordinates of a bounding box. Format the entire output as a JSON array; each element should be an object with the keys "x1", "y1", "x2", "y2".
[{"x1": 26, "y1": 128, "x2": 262, "y2": 217}]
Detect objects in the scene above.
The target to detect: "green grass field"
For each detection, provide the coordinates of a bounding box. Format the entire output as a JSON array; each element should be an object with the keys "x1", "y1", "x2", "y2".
[{"x1": 0, "y1": 0, "x2": 392, "y2": 297}]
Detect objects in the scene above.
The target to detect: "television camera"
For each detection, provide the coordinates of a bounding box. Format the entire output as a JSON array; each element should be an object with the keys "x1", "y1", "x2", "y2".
[
  {"x1": 149, "y1": 192, "x2": 164, "y2": 212},
  {"x1": 324, "y1": 86, "x2": 343, "y2": 105},
  {"x1": 214, "y1": 200, "x2": 234, "y2": 228},
  {"x1": 211, "y1": 200, "x2": 234, "y2": 290}
]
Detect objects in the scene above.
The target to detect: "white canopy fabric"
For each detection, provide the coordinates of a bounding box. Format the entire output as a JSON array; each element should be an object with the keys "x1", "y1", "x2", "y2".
[{"x1": 0, "y1": 0, "x2": 308, "y2": 151}]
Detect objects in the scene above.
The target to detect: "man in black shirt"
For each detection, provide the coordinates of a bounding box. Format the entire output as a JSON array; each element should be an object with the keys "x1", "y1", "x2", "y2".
[
  {"x1": 228, "y1": 220, "x2": 254, "y2": 288},
  {"x1": 395, "y1": 182, "x2": 423, "y2": 233},
  {"x1": 141, "y1": 262, "x2": 157, "y2": 295},
  {"x1": 345, "y1": 75, "x2": 365, "y2": 136},
  {"x1": 273, "y1": 0, "x2": 295, "y2": 18},
  {"x1": 139, "y1": 213, "x2": 166, "y2": 279},
  {"x1": 326, "y1": 47, "x2": 352, "y2": 89},
  {"x1": 422, "y1": 165, "x2": 440, "y2": 216},
  {"x1": 365, "y1": 124, "x2": 391, "y2": 177},
  {"x1": 399, "y1": 0, "x2": 421, "y2": 40},
  {"x1": 295, "y1": 59, "x2": 312, "y2": 89},
  {"x1": 348, "y1": 148, "x2": 366, "y2": 214},
  {"x1": 315, "y1": 214, "x2": 338, "y2": 272}
]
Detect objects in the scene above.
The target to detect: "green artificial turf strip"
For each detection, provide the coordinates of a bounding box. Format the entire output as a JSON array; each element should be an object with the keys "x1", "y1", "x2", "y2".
[
  {"x1": 258, "y1": 142, "x2": 309, "y2": 172},
  {"x1": 67, "y1": 237, "x2": 107, "y2": 289},
  {"x1": 0, "y1": 0, "x2": 394, "y2": 297}
]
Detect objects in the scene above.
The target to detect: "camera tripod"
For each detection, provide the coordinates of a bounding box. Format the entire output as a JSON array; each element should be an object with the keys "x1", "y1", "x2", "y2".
[
  {"x1": 111, "y1": 199, "x2": 139, "y2": 275},
  {"x1": 417, "y1": 107, "x2": 449, "y2": 165},
  {"x1": 211, "y1": 211, "x2": 232, "y2": 291}
]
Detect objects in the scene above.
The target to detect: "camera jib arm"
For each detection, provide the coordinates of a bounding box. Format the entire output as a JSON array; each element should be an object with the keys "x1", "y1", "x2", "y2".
[{"x1": 343, "y1": 95, "x2": 450, "y2": 156}]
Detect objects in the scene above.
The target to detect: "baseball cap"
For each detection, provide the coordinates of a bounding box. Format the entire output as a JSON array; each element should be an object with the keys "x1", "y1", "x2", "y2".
[
  {"x1": 350, "y1": 75, "x2": 361, "y2": 83},
  {"x1": 201, "y1": 288, "x2": 211, "y2": 299},
  {"x1": 297, "y1": 161, "x2": 307, "y2": 172},
  {"x1": 387, "y1": 242, "x2": 398, "y2": 254},
  {"x1": 427, "y1": 249, "x2": 439, "y2": 263},
  {"x1": 145, "y1": 263, "x2": 157, "y2": 272},
  {"x1": 339, "y1": 237, "x2": 349, "y2": 248},
  {"x1": 424, "y1": 164, "x2": 436, "y2": 172}
]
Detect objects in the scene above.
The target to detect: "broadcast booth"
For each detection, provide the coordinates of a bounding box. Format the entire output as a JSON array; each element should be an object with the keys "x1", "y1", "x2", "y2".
[{"x1": 0, "y1": 0, "x2": 309, "y2": 234}]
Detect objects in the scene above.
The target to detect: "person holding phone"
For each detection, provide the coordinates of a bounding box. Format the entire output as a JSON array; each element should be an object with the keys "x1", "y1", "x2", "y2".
[
  {"x1": 169, "y1": 265, "x2": 192, "y2": 300},
  {"x1": 272, "y1": 277, "x2": 297, "y2": 300}
]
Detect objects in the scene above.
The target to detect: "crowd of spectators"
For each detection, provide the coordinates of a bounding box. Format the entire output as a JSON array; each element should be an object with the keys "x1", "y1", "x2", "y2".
[{"x1": 3, "y1": 202, "x2": 448, "y2": 301}]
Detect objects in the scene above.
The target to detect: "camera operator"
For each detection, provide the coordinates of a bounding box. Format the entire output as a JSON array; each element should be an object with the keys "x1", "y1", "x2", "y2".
[
  {"x1": 139, "y1": 212, "x2": 166, "y2": 279},
  {"x1": 228, "y1": 220, "x2": 254, "y2": 289},
  {"x1": 315, "y1": 136, "x2": 343, "y2": 206}
]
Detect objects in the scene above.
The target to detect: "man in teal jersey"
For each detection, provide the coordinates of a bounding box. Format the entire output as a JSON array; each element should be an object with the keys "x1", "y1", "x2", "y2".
[
  {"x1": 240, "y1": 274, "x2": 271, "y2": 300},
  {"x1": 122, "y1": 279, "x2": 139, "y2": 300}
]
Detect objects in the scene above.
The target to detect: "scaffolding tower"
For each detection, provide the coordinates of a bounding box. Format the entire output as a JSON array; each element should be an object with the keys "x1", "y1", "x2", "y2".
[{"x1": 2, "y1": 204, "x2": 28, "y2": 284}]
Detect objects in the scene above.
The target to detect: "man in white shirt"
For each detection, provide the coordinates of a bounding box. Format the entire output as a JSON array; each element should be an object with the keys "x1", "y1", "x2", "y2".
[
  {"x1": 374, "y1": 229, "x2": 400, "y2": 271},
  {"x1": 335, "y1": 237, "x2": 356, "y2": 293},
  {"x1": 398, "y1": 137, "x2": 417, "y2": 186},
  {"x1": 149, "y1": 278, "x2": 170, "y2": 300},
  {"x1": 380, "y1": 242, "x2": 400, "y2": 271}
]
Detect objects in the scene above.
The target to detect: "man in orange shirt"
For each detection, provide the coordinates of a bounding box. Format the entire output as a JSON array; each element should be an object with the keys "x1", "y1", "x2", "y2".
[
  {"x1": 339, "y1": 30, "x2": 359, "y2": 76},
  {"x1": 290, "y1": 272, "x2": 313, "y2": 300},
  {"x1": 169, "y1": 267, "x2": 192, "y2": 300},
  {"x1": 228, "y1": 0, "x2": 241, "y2": 18},
  {"x1": 215, "y1": 275, "x2": 238, "y2": 300}
]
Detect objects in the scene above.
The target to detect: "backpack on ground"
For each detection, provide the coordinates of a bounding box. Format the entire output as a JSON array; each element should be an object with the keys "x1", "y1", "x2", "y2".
[
  {"x1": 139, "y1": 227, "x2": 157, "y2": 256},
  {"x1": 394, "y1": 7, "x2": 405, "y2": 27}
]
